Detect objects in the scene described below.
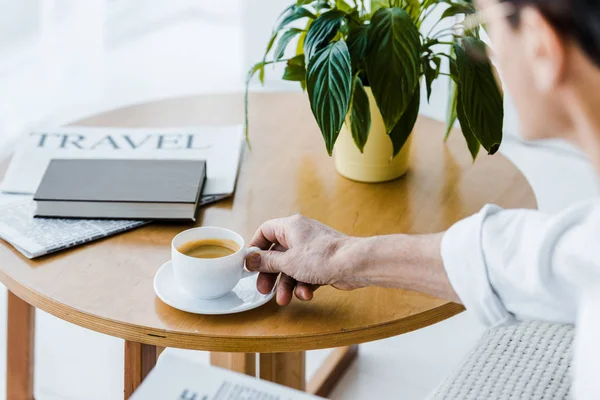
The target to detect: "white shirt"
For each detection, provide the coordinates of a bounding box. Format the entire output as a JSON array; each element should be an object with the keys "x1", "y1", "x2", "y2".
[{"x1": 441, "y1": 200, "x2": 600, "y2": 399}]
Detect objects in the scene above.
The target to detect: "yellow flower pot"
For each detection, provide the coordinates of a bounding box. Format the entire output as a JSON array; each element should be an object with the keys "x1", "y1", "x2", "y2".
[{"x1": 334, "y1": 87, "x2": 412, "y2": 183}]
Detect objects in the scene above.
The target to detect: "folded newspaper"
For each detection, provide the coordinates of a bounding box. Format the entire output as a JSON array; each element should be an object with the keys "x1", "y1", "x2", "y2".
[
  {"x1": 0, "y1": 194, "x2": 225, "y2": 259},
  {"x1": 0, "y1": 125, "x2": 244, "y2": 196},
  {"x1": 0, "y1": 126, "x2": 243, "y2": 259},
  {"x1": 0, "y1": 195, "x2": 147, "y2": 259},
  {"x1": 131, "y1": 352, "x2": 321, "y2": 400}
]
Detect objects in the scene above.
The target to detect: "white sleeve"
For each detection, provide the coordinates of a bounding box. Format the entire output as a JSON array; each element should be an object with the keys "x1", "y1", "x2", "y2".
[{"x1": 441, "y1": 200, "x2": 600, "y2": 327}]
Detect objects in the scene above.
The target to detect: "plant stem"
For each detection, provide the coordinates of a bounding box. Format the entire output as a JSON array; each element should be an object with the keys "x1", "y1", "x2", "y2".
[{"x1": 435, "y1": 52, "x2": 455, "y2": 61}]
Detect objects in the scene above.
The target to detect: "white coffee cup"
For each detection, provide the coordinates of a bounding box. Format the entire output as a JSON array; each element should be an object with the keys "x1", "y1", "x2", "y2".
[{"x1": 171, "y1": 227, "x2": 260, "y2": 299}]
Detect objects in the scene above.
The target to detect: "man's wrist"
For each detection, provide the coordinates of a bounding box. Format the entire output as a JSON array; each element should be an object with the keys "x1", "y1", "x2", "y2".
[
  {"x1": 331, "y1": 235, "x2": 386, "y2": 289},
  {"x1": 331, "y1": 233, "x2": 461, "y2": 302}
]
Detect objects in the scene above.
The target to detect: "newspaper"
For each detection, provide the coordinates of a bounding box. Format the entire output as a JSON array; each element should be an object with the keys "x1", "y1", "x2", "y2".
[
  {"x1": 0, "y1": 193, "x2": 227, "y2": 259},
  {"x1": 0, "y1": 125, "x2": 242, "y2": 258},
  {"x1": 0, "y1": 195, "x2": 147, "y2": 259},
  {"x1": 0, "y1": 125, "x2": 244, "y2": 196},
  {"x1": 131, "y1": 352, "x2": 321, "y2": 400}
]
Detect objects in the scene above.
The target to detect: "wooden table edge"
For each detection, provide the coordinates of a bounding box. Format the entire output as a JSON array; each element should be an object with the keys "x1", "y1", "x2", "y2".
[{"x1": 0, "y1": 267, "x2": 464, "y2": 352}]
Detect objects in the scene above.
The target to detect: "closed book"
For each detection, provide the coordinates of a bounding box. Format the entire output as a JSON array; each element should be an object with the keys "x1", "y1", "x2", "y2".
[{"x1": 34, "y1": 159, "x2": 206, "y2": 220}]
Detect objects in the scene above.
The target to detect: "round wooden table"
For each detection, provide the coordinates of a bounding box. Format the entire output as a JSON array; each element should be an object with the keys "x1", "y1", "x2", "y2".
[{"x1": 0, "y1": 93, "x2": 536, "y2": 400}]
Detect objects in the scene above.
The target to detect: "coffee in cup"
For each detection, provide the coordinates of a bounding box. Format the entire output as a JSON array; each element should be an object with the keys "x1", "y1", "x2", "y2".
[
  {"x1": 171, "y1": 227, "x2": 260, "y2": 299},
  {"x1": 177, "y1": 239, "x2": 240, "y2": 259}
]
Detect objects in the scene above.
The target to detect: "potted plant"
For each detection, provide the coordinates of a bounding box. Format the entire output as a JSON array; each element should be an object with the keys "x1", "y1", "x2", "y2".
[{"x1": 246, "y1": 0, "x2": 503, "y2": 183}]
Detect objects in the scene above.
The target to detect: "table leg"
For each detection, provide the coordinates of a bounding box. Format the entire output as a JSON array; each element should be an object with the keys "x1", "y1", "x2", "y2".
[
  {"x1": 210, "y1": 353, "x2": 256, "y2": 376},
  {"x1": 259, "y1": 352, "x2": 306, "y2": 391},
  {"x1": 307, "y1": 345, "x2": 358, "y2": 397},
  {"x1": 156, "y1": 346, "x2": 165, "y2": 361},
  {"x1": 124, "y1": 341, "x2": 157, "y2": 399},
  {"x1": 258, "y1": 346, "x2": 357, "y2": 396},
  {"x1": 7, "y1": 291, "x2": 35, "y2": 400}
]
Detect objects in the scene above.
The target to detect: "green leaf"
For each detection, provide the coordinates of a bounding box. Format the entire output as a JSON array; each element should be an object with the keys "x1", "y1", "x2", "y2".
[
  {"x1": 336, "y1": 0, "x2": 354, "y2": 12},
  {"x1": 247, "y1": 61, "x2": 268, "y2": 88},
  {"x1": 441, "y1": 1, "x2": 476, "y2": 19},
  {"x1": 449, "y1": 57, "x2": 458, "y2": 78},
  {"x1": 261, "y1": 32, "x2": 278, "y2": 83},
  {"x1": 444, "y1": 42, "x2": 458, "y2": 141},
  {"x1": 259, "y1": 66, "x2": 266, "y2": 84},
  {"x1": 296, "y1": 19, "x2": 313, "y2": 55},
  {"x1": 350, "y1": 76, "x2": 371, "y2": 152},
  {"x1": 275, "y1": 6, "x2": 316, "y2": 33},
  {"x1": 455, "y1": 37, "x2": 503, "y2": 154},
  {"x1": 456, "y1": 87, "x2": 480, "y2": 159},
  {"x1": 346, "y1": 23, "x2": 369, "y2": 69},
  {"x1": 445, "y1": 78, "x2": 458, "y2": 141},
  {"x1": 304, "y1": 10, "x2": 346, "y2": 62},
  {"x1": 433, "y1": 56, "x2": 442, "y2": 81},
  {"x1": 283, "y1": 54, "x2": 307, "y2": 81},
  {"x1": 389, "y1": 84, "x2": 420, "y2": 157},
  {"x1": 424, "y1": 65, "x2": 434, "y2": 102},
  {"x1": 315, "y1": 0, "x2": 332, "y2": 11},
  {"x1": 276, "y1": 4, "x2": 297, "y2": 27},
  {"x1": 297, "y1": 0, "x2": 313, "y2": 5},
  {"x1": 345, "y1": 9, "x2": 362, "y2": 28},
  {"x1": 274, "y1": 28, "x2": 304, "y2": 60},
  {"x1": 404, "y1": 0, "x2": 421, "y2": 21},
  {"x1": 296, "y1": 31, "x2": 307, "y2": 56},
  {"x1": 422, "y1": 55, "x2": 441, "y2": 102},
  {"x1": 307, "y1": 41, "x2": 353, "y2": 155},
  {"x1": 264, "y1": 32, "x2": 278, "y2": 58},
  {"x1": 366, "y1": 7, "x2": 420, "y2": 132},
  {"x1": 371, "y1": 0, "x2": 387, "y2": 13}
]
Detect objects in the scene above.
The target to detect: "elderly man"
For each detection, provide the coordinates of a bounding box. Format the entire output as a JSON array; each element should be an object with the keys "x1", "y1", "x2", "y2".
[{"x1": 246, "y1": 0, "x2": 600, "y2": 398}]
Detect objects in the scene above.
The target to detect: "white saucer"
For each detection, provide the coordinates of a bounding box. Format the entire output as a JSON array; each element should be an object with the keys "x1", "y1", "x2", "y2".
[{"x1": 154, "y1": 261, "x2": 276, "y2": 315}]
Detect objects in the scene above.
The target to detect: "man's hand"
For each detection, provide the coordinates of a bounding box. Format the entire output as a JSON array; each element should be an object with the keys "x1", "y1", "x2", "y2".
[
  {"x1": 246, "y1": 215, "x2": 460, "y2": 306},
  {"x1": 246, "y1": 215, "x2": 361, "y2": 306}
]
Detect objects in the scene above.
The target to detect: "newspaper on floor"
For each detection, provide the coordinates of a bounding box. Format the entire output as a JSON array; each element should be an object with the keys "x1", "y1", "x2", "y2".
[
  {"x1": 0, "y1": 194, "x2": 226, "y2": 259},
  {"x1": 131, "y1": 352, "x2": 321, "y2": 400}
]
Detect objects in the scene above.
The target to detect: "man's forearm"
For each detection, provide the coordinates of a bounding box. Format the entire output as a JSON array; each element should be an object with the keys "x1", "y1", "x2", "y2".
[{"x1": 336, "y1": 233, "x2": 462, "y2": 303}]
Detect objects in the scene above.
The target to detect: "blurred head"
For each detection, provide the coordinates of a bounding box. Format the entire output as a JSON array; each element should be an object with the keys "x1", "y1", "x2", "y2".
[{"x1": 477, "y1": 0, "x2": 600, "y2": 142}]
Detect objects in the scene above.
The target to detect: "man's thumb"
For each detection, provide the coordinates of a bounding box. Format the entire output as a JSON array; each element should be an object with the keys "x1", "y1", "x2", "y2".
[{"x1": 247, "y1": 250, "x2": 285, "y2": 273}]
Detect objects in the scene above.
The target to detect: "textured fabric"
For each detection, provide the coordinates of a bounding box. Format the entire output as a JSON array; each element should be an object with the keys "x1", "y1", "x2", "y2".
[
  {"x1": 430, "y1": 321, "x2": 574, "y2": 400},
  {"x1": 441, "y1": 200, "x2": 600, "y2": 397}
]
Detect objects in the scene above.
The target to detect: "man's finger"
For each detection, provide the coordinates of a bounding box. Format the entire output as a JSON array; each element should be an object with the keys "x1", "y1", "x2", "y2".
[
  {"x1": 249, "y1": 218, "x2": 289, "y2": 250},
  {"x1": 271, "y1": 244, "x2": 287, "y2": 252},
  {"x1": 247, "y1": 250, "x2": 287, "y2": 274},
  {"x1": 276, "y1": 273, "x2": 296, "y2": 306},
  {"x1": 295, "y1": 283, "x2": 320, "y2": 301},
  {"x1": 256, "y1": 272, "x2": 278, "y2": 294}
]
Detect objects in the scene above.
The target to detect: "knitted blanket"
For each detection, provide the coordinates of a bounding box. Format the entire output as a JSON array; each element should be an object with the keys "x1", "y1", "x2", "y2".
[{"x1": 430, "y1": 321, "x2": 574, "y2": 399}]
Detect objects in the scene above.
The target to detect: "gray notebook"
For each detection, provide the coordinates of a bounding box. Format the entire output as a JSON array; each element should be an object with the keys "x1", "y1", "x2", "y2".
[{"x1": 34, "y1": 159, "x2": 206, "y2": 220}]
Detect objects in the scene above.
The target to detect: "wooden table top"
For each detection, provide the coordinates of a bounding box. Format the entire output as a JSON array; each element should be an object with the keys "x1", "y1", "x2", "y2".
[{"x1": 0, "y1": 93, "x2": 536, "y2": 352}]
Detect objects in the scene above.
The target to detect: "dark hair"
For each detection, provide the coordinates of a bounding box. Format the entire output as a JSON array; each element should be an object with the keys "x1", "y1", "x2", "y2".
[{"x1": 501, "y1": 0, "x2": 600, "y2": 66}]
